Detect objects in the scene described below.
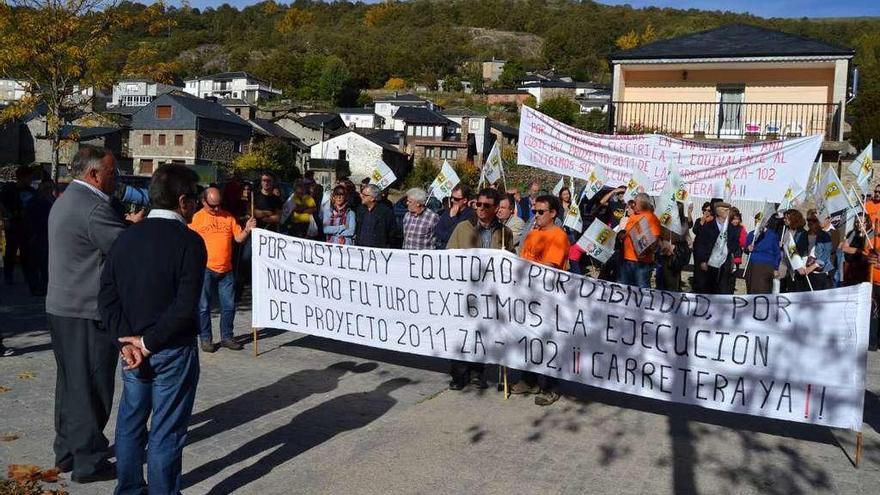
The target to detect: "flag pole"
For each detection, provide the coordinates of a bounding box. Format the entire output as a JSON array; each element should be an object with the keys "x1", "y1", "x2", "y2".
[{"x1": 250, "y1": 191, "x2": 258, "y2": 357}]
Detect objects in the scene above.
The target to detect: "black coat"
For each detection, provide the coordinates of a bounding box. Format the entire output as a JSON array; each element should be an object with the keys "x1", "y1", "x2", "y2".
[
  {"x1": 692, "y1": 219, "x2": 740, "y2": 265},
  {"x1": 355, "y1": 202, "x2": 402, "y2": 249}
]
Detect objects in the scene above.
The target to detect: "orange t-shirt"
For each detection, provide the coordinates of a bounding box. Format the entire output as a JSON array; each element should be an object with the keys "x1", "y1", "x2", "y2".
[
  {"x1": 622, "y1": 211, "x2": 662, "y2": 263},
  {"x1": 189, "y1": 209, "x2": 243, "y2": 273},
  {"x1": 863, "y1": 233, "x2": 880, "y2": 286},
  {"x1": 866, "y1": 200, "x2": 880, "y2": 229},
  {"x1": 520, "y1": 225, "x2": 570, "y2": 269}
]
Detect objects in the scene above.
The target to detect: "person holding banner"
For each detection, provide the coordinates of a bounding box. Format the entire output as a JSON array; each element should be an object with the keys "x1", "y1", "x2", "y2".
[
  {"x1": 403, "y1": 188, "x2": 439, "y2": 250},
  {"x1": 435, "y1": 184, "x2": 474, "y2": 249},
  {"x1": 322, "y1": 185, "x2": 356, "y2": 245},
  {"x1": 446, "y1": 188, "x2": 514, "y2": 390},
  {"x1": 497, "y1": 193, "x2": 525, "y2": 246},
  {"x1": 511, "y1": 194, "x2": 570, "y2": 406},
  {"x1": 744, "y1": 212, "x2": 783, "y2": 294},
  {"x1": 356, "y1": 184, "x2": 401, "y2": 249},
  {"x1": 618, "y1": 193, "x2": 661, "y2": 289},
  {"x1": 790, "y1": 213, "x2": 834, "y2": 291}
]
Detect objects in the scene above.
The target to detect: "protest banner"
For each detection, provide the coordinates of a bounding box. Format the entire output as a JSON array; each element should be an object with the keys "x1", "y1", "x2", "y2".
[
  {"x1": 517, "y1": 106, "x2": 822, "y2": 201},
  {"x1": 370, "y1": 159, "x2": 397, "y2": 191},
  {"x1": 654, "y1": 176, "x2": 682, "y2": 235},
  {"x1": 552, "y1": 177, "x2": 565, "y2": 196},
  {"x1": 563, "y1": 202, "x2": 583, "y2": 232},
  {"x1": 817, "y1": 167, "x2": 850, "y2": 221},
  {"x1": 779, "y1": 181, "x2": 805, "y2": 212},
  {"x1": 848, "y1": 141, "x2": 874, "y2": 196},
  {"x1": 252, "y1": 229, "x2": 870, "y2": 431},
  {"x1": 576, "y1": 219, "x2": 616, "y2": 263},
  {"x1": 481, "y1": 141, "x2": 504, "y2": 186},
  {"x1": 623, "y1": 168, "x2": 652, "y2": 203},
  {"x1": 429, "y1": 160, "x2": 461, "y2": 200},
  {"x1": 582, "y1": 166, "x2": 608, "y2": 202}
]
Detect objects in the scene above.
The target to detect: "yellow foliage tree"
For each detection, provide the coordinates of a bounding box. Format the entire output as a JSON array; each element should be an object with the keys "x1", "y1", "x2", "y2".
[
  {"x1": 0, "y1": 0, "x2": 175, "y2": 179},
  {"x1": 615, "y1": 30, "x2": 640, "y2": 50},
  {"x1": 364, "y1": 1, "x2": 400, "y2": 28},
  {"x1": 383, "y1": 77, "x2": 407, "y2": 90},
  {"x1": 276, "y1": 7, "x2": 315, "y2": 35}
]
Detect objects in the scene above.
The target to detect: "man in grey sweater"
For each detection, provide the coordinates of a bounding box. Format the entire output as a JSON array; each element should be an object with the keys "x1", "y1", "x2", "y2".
[{"x1": 46, "y1": 146, "x2": 143, "y2": 483}]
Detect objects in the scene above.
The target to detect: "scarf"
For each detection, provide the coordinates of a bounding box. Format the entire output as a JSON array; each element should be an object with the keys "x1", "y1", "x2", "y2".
[{"x1": 327, "y1": 203, "x2": 351, "y2": 245}]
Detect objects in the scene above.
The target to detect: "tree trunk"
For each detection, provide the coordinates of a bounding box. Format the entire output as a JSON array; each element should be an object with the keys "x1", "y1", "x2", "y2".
[{"x1": 51, "y1": 133, "x2": 60, "y2": 181}]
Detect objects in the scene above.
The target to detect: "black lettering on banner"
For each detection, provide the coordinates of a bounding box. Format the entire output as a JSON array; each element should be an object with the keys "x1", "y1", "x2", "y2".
[
  {"x1": 591, "y1": 352, "x2": 604, "y2": 379},
  {"x1": 731, "y1": 377, "x2": 746, "y2": 406},
  {"x1": 621, "y1": 318, "x2": 636, "y2": 346},
  {"x1": 625, "y1": 358, "x2": 637, "y2": 385},
  {"x1": 732, "y1": 335, "x2": 749, "y2": 365},
  {"x1": 695, "y1": 371, "x2": 709, "y2": 401},
  {"x1": 659, "y1": 365, "x2": 672, "y2": 393},
  {"x1": 777, "y1": 383, "x2": 792, "y2": 413},
  {"x1": 473, "y1": 330, "x2": 486, "y2": 356},
  {"x1": 713, "y1": 374, "x2": 728, "y2": 402},
  {"x1": 674, "y1": 327, "x2": 689, "y2": 356},
  {"x1": 547, "y1": 340, "x2": 559, "y2": 370},
  {"x1": 679, "y1": 368, "x2": 692, "y2": 397},
  {"x1": 605, "y1": 315, "x2": 618, "y2": 343},
  {"x1": 257, "y1": 234, "x2": 288, "y2": 260},
  {"x1": 528, "y1": 301, "x2": 543, "y2": 327},
  {"x1": 459, "y1": 329, "x2": 470, "y2": 354},
  {"x1": 640, "y1": 321, "x2": 654, "y2": 349},
  {"x1": 268, "y1": 299, "x2": 297, "y2": 325},
  {"x1": 694, "y1": 330, "x2": 709, "y2": 359},
  {"x1": 608, "y1": 354, "x2": 620, "y2": 382},
  {"x1": 776, "y1": 295, "x2": 792, "y2": 322},
  {"x1": 712, "y1": 332, "x2": 729, "y2": 362},
  {"x1": 642, "y1": 362, "x2": 655, "y2": 389},
  {"x1": 655, "y1": 324, "x2": 669, "y2": 353},
  {"x1": 760, "y1": 380, "x2": 774, "y2": 408}
]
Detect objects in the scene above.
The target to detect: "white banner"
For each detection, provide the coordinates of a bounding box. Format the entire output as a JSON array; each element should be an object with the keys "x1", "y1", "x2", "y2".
[
  {"x1": 251, "y1": 230, "x2": 870, "y2": 431},
  {"x1": 370, "y1": 159, "x2": 397, "y2": 191},
  {"x1": 576, "y1": 219, "x2": 617, "y2": 263},
  {"x1": 563, "y1": 202, "x2": 583, "y2": 232},
  {"x1": 482, "y1": 141, "x2": 504, "y2": 185},
  {"x1": 429, "y1": 160, "x2": 460, "y2": 200},
  {"x1": 517, "y1": 106, "x2": 823, "y2": 202}
]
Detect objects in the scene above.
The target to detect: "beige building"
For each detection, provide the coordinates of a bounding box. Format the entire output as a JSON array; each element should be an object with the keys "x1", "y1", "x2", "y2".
[{"x1": 609, "y1": 24, "x2": 854, "y2": 147}]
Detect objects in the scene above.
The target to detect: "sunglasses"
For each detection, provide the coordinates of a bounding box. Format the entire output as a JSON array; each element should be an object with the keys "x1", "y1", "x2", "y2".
[
  {"x1": 532, "y1": 209, "x2": 548, "y2": 216},
  {"x1": 475, "y1": 201, "x2": 495, "y2": 209},
  {"x1": 451, "y1": 196, "x2": 465, "y2": 202}
]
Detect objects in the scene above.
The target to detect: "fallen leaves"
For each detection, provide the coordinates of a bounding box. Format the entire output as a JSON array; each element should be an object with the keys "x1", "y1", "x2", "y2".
[
  {"x1": 0, "y1": 385, "x2": 10, "y2": 393},
  {"x1": 1, "y1": 434, "x2": 20, "y2": 442},
  {"x1": 17, "y1": 372, "x2": 35, "y2": 380},
  {"x1": 3, "y1": 465, "x2": 67, "y2": 495}
]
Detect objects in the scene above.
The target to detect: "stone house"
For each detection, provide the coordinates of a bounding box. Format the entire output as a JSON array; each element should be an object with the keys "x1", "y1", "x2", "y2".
[
  {"x1": 310, "y1": 129, "x2": 411, "y2": 184},
  {"x1": 394, "y1": 107, "x2": 468, "y2": 165}
]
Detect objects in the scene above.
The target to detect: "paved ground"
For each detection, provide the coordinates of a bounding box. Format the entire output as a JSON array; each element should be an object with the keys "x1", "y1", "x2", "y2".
[{"x1": 1, "y1": 276, "x2": 879, "y2": 495}]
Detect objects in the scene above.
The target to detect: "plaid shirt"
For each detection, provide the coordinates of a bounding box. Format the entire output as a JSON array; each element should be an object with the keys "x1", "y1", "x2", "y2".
[{"x1": 403, "y1": 208, "x2": 439, "y2": 250}]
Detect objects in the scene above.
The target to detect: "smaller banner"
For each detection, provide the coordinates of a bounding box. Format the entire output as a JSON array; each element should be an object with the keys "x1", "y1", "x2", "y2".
[
  {"x1": 582, "y1": 167, "x2": 608, "y2": 202},
  {"x1": 817, "y1": 167, "x2": 850, "y2": 220},
  {"x1": 576, "y1": 219, "x2": 617, "y2": 263},
  {"x1": 563, "y1": 202, "x2": 583, "y2": 232},
  {"x1": 370, "y1": 159, "x2": 397, "y2": 191},
  {"x1": 848, "y1": 141, "x2": 874, "y2": 196},
  {"x1": 779, "y1": 181, "x2": 805, "y2": 211},
  {"x1": 429, "y1": 160, "x2": 461, "y2": 200},
  {"x1": 629, "y1": 215, "x2": 657, "y2": 256},
  {"x1": 784, "y1": 230, "x2": 806, "y2": 271},
  {"x1": 482, "y1": 141, "x2": 504, "y2": 185},
  {"x1": 623, "y1": 169, "x2": 652, "y2": 203},
  {"x1": 708, "y1": 218, "x2": 730, "y2": 269}
]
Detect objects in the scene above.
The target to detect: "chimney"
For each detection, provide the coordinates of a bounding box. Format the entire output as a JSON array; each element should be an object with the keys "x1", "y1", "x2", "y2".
[{"x1": 460, "y1": 117, "x2": 469, "y2": 143}]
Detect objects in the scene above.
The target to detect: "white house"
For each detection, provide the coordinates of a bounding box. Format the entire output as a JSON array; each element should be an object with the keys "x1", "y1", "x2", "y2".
[
  {"x1": 337, "y1": 107, "x2": 381, "y2": 129},
  {"x1": 183, "y1": 71, "x2": 282, "y2": 104},
  {"x1": 310, "y1": 129, "x2": 410, "y2": 182},
  {"x1": 0, "y1": 79, "x2": 27, "y2": 104},
  {"x1": 373, "y1": 93, "x2": 434, "y2": 130},
  {"x1": 442, "y1": 108, "x2": 491, "y2": 163},
  {"x1": 109, "y1": 79, "x2": 183, "y2": 108},
  {"x1": 517, "y1": 79, "x2": 576, "y2": 106}
]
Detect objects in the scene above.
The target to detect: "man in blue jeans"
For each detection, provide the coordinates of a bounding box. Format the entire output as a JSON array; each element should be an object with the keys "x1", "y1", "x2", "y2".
[
  {"x1": 99, "y1": 164, "x2": 206, "y2": 494},
  {"x1": 189, "y1": 187, "x2": 256, "y2": 352}
]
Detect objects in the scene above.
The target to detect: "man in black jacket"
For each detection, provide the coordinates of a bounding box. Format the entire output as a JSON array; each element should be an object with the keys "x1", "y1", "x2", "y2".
[
  {"x1": 356, "y1": 184, "x2": 401, "y2": 248},
  {"x1": 99, "y1": 164, "x2": 206, "y2": 495},
  {"x1": 692, "y1": 200, "x2": 740, "y2": 294}
]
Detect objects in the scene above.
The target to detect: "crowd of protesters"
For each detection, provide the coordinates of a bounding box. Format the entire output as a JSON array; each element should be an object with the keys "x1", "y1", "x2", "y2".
[{"x1": 2, "y1": 145, "x2": 880, "y2": 491}]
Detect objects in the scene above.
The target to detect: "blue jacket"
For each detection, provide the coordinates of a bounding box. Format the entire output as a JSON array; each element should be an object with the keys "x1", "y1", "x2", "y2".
[
  {"x1": 435, "y1": 207, "x2": 475, "y2": 249},
  {"x1": 746, "y1": 228, "x2": 782, "y2": 268},
  {"x1": 794, "y1": 230, "x2": 834, "y2": 274}
]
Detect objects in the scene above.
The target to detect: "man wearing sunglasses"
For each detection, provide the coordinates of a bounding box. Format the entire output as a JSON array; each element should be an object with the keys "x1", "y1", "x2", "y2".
[
  {"x1": 445, "y1": 188, "x2": 514, "y2": 390},
  {"x1": 435, "y1": 184, "x2": 475, "y2": 248},
  {"x1": 189, "y1": 187, "x2": 256, "y2": 353},
  {"x1": 512, "y1": 194, "x2": 570, "y2": 406}
]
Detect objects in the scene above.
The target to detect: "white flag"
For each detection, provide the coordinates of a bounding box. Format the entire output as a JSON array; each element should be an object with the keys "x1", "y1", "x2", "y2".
[
  {"x1": 552, "y1": 177, "x2": 565, "y2": 196},
  {"x1": 778, "y1": 181, "x2": 804, "y2": 211},
  {"x1": 848, "y1": 141, "x2": 874, "y2": 195},
  {"x1": 817, "y1": 167, "x2": 850, "y2": 220},
  {"x1": 623, "y1": 168, "x2": 652, "y2": 202},
  {"x1": 756, "y1": 199, "x2": 776, "y2": 234},
  {"x1": 576, "y1": 219, "x2": 617, "y2": 263},
  {"x1": 708, "y1": 217, "x2": 729, "y2": 269},
  {"x1": 280, "y1": 194, "x2": 295, "y2": 225},
  {"x1": 715, "y1": 176, "x2": 734, "y2": 202},
  {"x1": 563, "y1": 202, "x2": 583, "y2": 232},
  {"x1": 482, "y1": 141, "x2": 504, "y2": 185},
  {"x1": 666, "y1": 161, "x2": 689, "y2": 203},
  {"x1": 581, "y1": 167, "x2": 608, "y2": 202},
  {"x1": 370, "y1": 159, "x2": 397, "y2": 191},
  {"x1": 784, "y1": 231, "x2": 806, "y2": 271},
  {"x1": 654, "y1": 177, "x2": 682, "y2": 235},
  {"x1": 808, "y1": 157, "x2": 823, "y2": 202},
  {"x1": 429, "y1": 160, "x2": 461, "y2": 200}
]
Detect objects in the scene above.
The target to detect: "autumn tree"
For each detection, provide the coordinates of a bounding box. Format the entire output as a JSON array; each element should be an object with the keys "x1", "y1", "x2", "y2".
[{"x1": 0, "y1": 0, "x2": 174, "y2": 178}]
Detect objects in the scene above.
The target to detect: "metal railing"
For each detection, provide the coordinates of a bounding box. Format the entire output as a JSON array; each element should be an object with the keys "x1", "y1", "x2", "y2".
[{"x1": 609, "y1": 101, "x2": 841, "y2": 141}]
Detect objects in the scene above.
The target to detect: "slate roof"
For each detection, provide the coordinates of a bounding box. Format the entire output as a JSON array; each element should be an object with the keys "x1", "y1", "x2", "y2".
[
  {"x1": 392, "y1": 106, "x2": 455, "y2": 126},
  {"x1": 610, "y1": 24, "x2": 855, "y2": 60},
  {"x1": 296, "y1": 113, "x2": 345, "y2": 130},
  {"x1": 442, "y1": 107, "x2": 486, "y2": 118},
  {"x1": 59, "y1": 125, "x2": 121, "y2": 141},
  {"x1": 166, "y1": 92, "x2": 251, "y2": 127},
  {"x1": 490, "y1": 122, "x2": 519, "y2": 138},
  {"x1": 361, "y1": 129, "x2": 404, "y2": 146},
  {"x1": 336, "y1": 107, "x2": 375, "y2": 115},
  {"x1": 219, "y1": 98, "x2": 252, "y2": 107},
  {"x1": 374, "y1": 93, "x2": 429, "y2": 103}
]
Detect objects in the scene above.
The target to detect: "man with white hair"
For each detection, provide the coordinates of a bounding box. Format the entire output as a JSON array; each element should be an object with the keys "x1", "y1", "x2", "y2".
[
  {"x1": 402, "y1": 187, "x2": 439, "y2": 250},
  {"x1": 619, "y1": 192, "x2": 661, "y2": 288},
  {"x1": 46, "y1": 146, "x2": 144, "y2": 483},
  {"x1": 355, "y1": 183, "x2": 400, "y2": 248}
]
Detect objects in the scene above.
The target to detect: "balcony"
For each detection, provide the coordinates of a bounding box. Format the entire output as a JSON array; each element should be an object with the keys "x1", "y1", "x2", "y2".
[{"x1": 609, "y1": 101, "x2": 842, "y2": 142}]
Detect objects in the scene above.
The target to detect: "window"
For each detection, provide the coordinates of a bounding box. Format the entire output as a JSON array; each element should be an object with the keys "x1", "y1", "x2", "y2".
[
  {"x1": 156, "y1": 105, "x2": 172, "y2": 119},
  {"x1": 470, "y1": 119, "x2": 480, "y2": 131},
  {"x1": 174, "y1": 134, "x2": 183, "y2": 146},
  {"x1": 235, "y1": 108, "x2": 241, "y2": 115},
  {"x1": 139, "y1": 159, "x2": 153, "y2": 174},
  {"x1": 440, "y1": 147, "x2": 456, "y2": 159},
  {"x1": 158, "y1": 134, "x2": 166, "y2": 146},
  {"x1": 407, "y1": 126, "x2": 415, "y2": 136},
  {"x1": 234, "y1": 141, "x2": 242, "y2": 153},
  {"x1": 425, "y1": 147, "x2": 435, "y2": 158},
  {"x1": 142, "y1": 134, "x2": 151, "y2": 145}
]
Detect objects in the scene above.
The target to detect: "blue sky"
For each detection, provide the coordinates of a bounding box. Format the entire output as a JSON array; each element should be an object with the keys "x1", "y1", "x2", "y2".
[{"x1": 181, "y1": 0, "x2": 880, "y2": 19}]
